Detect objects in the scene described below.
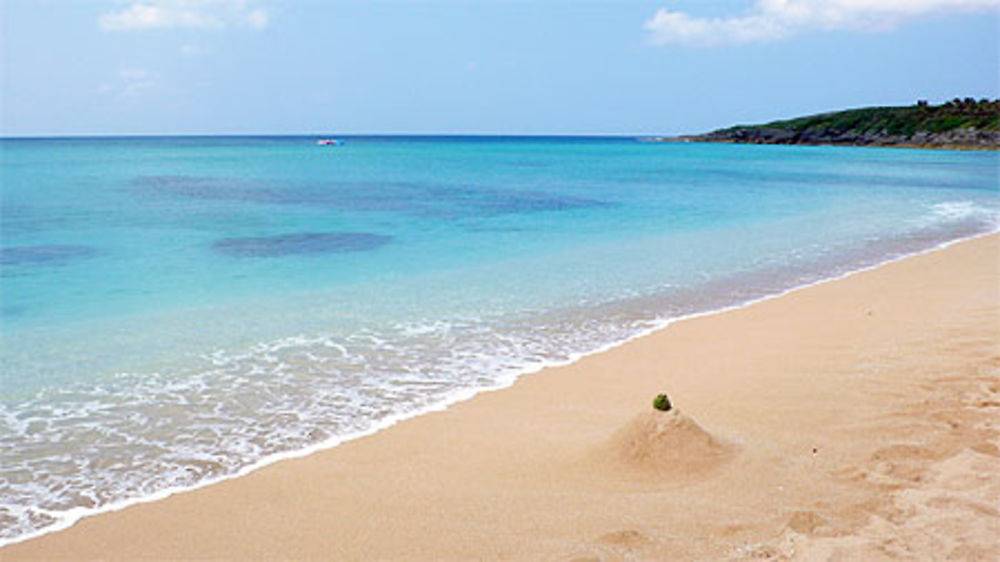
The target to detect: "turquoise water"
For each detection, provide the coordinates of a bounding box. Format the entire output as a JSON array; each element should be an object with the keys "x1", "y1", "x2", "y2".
[{"x1": 1, "y1": 136, "x2": 998, "y2": 542}]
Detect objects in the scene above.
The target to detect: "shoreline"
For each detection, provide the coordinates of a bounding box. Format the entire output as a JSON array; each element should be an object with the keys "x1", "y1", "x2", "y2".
[
  {"x1": 642, "y1": 138, "x2": 1000, "y2": 151},
  {"x1": 4, "y1": 232, "x2": 999, "y2": 559},
  {"x1": 2, "y1": 229, "x2": 995, "y2": 549}
]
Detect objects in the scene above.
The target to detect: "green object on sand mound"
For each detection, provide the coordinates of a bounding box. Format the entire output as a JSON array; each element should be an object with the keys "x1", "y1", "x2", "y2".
[{"x1": 653, "y1": 393, "x2": 672, "y2": 412}]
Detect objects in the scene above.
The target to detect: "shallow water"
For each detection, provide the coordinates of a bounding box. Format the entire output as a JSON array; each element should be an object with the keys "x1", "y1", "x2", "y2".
[{"x1": 1, "y1": 136, "x2": 997, "y2": 542}]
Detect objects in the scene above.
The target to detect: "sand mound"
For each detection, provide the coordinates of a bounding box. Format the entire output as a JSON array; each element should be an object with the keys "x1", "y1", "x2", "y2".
[{"x1": 601, "y1": 409, "x2": 735, "y2": 477}]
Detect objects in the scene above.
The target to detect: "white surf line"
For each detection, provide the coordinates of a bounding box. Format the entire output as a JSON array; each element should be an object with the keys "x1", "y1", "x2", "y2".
[{"x1": 2, "y1": 225, "x2": 997, "y2": 549}]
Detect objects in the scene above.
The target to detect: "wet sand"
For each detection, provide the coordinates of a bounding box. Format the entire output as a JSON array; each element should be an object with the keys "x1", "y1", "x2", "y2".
[{"x1": 5, "y1": 234, "x2": 999, "y2": 560}]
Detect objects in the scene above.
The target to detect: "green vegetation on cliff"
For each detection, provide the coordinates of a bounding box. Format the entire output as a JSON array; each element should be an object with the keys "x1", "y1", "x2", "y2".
[
  {"x1": 683, "y1": 98, "x2": 999, "y2": 149},
  {"x1": 761, "y1": 98, "x2": 998, "y2": 135}
]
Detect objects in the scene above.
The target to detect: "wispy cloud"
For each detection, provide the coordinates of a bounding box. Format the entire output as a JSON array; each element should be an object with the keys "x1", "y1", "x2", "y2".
[
  {"x1": 96, "y1": 68, "x2": 160, "y2": 99},
  {"x1": 99, "y1": 0, "x2": 268, "y2": 32},
  {"x1": 645, "y1": 0, "x2": 1000, "y2": 46},
  {"x1": 180, "y1": 43, "x2": 214, "y2": 56}
]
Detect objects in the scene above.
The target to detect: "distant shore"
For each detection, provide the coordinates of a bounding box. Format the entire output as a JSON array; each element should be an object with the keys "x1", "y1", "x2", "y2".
[
  {"x1": 646, "y1": 99, "x2": 1000, "y2": 150},
  {"x1": 642, "y1": 136, "x2": 1000, "y2": 151},
  {"x1": 5, "y1": 233, "x2": 998, "y2": 560}
]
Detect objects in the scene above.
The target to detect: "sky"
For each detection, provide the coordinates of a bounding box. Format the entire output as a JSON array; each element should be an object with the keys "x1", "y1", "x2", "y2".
[{"x1": 1, "y1": 0, "x2": 998, "y2": 136}]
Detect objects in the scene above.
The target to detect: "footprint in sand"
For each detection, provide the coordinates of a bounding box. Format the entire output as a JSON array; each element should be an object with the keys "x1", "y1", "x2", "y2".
[
  {"x1": 597, "y1": 529, "x2": 654, "y2": 548},
  {"x1": 868, "y1": 444, "x2": 943, "y2": 482},
  {"x1": 969, "y1": 442, "x2": 1000, "y2": 457},
  {"x1": 786, "y1": 510, "x2": 829, "y2": 535},
  {"x1": 567, "y1": 530, "x2": 657, "y2": 562},
  {"x1": 925, "y1": 496, "x2": 1000, "y2": 517}
]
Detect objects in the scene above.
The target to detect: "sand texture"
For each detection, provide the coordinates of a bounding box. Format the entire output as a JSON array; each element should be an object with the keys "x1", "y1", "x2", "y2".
[{"x1": 4, "y1": 234, "x2": 999, "y2": 560}]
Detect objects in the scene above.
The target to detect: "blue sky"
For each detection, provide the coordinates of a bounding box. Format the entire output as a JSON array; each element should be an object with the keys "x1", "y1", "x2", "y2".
[{"x1": 2, "y1": 0, "x2": 998, "y2": 136}]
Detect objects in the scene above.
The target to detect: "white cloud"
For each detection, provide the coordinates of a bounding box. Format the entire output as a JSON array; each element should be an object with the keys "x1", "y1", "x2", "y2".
[
  {"x1": 96, "y1": 68, "x2": 160, "y2": 99},
  {"x1": 99, "y1": 0, "x2": 268, "y2": 31},
  {"x1": 645, "y1": 0, "x2": 1000, "y2": 46},
  {"x1": 180, "y1": 43, "x2": 214, "y2": 55}
]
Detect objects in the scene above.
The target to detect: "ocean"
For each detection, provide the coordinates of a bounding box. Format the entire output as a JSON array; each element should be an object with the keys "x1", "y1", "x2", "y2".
[{"x1": 1, "y1": 136, "x2": 997, "y2": 543}]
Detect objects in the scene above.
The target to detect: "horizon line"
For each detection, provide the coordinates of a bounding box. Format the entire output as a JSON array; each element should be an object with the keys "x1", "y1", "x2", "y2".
[{"x1": 0, "y1": 132, "x2": 676, "y2": 141}]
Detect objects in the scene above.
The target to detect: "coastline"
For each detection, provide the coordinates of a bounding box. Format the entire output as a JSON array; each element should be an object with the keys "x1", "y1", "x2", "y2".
[
  {"x1": 643, "y1": 138, "x2": 1000, "y2": 151},
  {"x1": 4, "y1": 232, "x2": 999, "y2": 559},
  {"x1": 645, "y1": 99, "x2": 1000, "y2": 151}
]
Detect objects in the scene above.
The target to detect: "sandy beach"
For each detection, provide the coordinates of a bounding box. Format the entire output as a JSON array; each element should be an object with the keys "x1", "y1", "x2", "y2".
[{"x1": 4, "y1": 233, "x2": 998, "y2": 560}]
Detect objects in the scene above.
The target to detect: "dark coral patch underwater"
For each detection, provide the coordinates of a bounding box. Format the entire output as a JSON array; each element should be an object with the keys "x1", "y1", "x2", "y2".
[
  {"x1": 135, "y1": 175, "x2": 608, "y2": 218},
  {"x1": 0, "y1": 245, "x2": 98, "y2": 268},
  {"x1": 212, "y1": 232, "x2": 392, "y2": 258}
]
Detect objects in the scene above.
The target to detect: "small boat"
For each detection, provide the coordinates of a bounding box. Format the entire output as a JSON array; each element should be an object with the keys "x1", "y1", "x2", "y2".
[{"x1": 316, "y1": 139, "x2": 344, "y2": 146}]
